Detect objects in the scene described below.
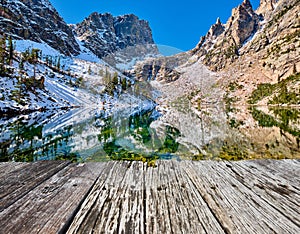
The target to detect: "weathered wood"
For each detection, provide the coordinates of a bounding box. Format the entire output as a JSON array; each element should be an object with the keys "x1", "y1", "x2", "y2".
[
  {"x1": 244, "y1": 159, "x2": 300, "y2": 186},
  {"x1": 229, "y1": 160, "x2": 300, "y2": 226},
  {"x1": 0, "y1": 160, "x2": 299, "y2": 234},
  {"x1": 143, "y1": 161, "x2": 224, "y2": 234},
  {"x1": 67, "y1": 160, "x2": 300, "y2": 234},
  {"x1": 0, "y1": 162, "x2": 105, "y2": 234},
  {"x1": 0, "y1": 162, "x2": 26, "y2": 176},
  {"x1": 0, "y1": 160, "x2": 70, "y2": 212},
  {"x1": 184, "y1": 160, "x2": 300, "y2": 233},
  {"x1": 66, "y1": 161, "x2": 146, "y2": 234}
]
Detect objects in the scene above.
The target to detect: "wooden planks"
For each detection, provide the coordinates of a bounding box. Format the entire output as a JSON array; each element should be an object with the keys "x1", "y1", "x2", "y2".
[
  {"x1": 184, "y1": 160, "x2": 300, "y2": 233},
  {"x1": 143, "y1": 161, "x2": 225, "y2": 234},
  {"x1": 0, "y1": 161, "x2": 105, "y2": 234},
  {"x1": 66, "y1": 161, "x2": 147, "y2": 234},
  {"x1": 67, "y1": 160, "x2": 300, "y2": 234},
  {"x1": 0, "y1": 160, "x2": 70, "y2": 212},
  {"x1": 0, "y1": 160, "x2": 299, "y2": 234}
]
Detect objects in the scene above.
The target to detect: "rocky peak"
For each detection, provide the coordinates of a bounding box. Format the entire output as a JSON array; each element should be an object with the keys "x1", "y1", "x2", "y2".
[
  {"x1": 242, "y1": 0, "x2": 252, "y2": 9},
  {"x1": 193, "y1": 17, "x2": 224, "y2": 52},
  {"x1": 114, "y1": 14, "x2": 155, "y2": 48},
  {"x1": 192, "y1": 0, "x2": 299, "y2": 83},
  {"x1": 207, "y1": 17, "x2": 225, "y2": 38},
  {"x1": 227, "y1": 0, "x2": 260, "y2": 45},
  {"x1": 76, "y1": 12, "x2": 114, "y2": 34},
  {"x1": 0, "y1": 0, "x2": 80, "y2": 55},
  {"x1": 192, "y1": 0, "x2": 261, "y2": 71},
  {"x1": 75, "y1": 12, "x2": 156, "y2": 58},
  {"x1": 256, "y1": 0, "x2": 278, "y2": 16},
  {"x1": 75, "y1": 12, "x2": 158, "y2": 68}
]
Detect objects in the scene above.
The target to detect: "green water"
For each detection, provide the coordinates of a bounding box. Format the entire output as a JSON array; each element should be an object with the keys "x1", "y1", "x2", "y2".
[{"x1": 0, "y1": 105, "x2": 299, "y2": 162}]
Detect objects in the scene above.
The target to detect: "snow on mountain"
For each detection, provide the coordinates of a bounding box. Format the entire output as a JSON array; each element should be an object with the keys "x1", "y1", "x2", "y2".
[
  {"x1": 0, "y1": 0, "x2": 80, "y2": 55},
  {"x1": 0, "y1": 39, "x2": 108, "y2": 114},
  {"x1": 1, "y1": 37, "x2": 158, "y2": 123},
  {"x1": 74, "y1": 13, "x2": 160, "y2": 69},
  {"x1": 15, "y1": 40, "x2": 62, "y2": 57},
  {"x1": 75, "y1": 38, "x2": 105, "y2": 64},
  {"x1": 1, "y1": 0, "x2": 163, "y2": 116}
]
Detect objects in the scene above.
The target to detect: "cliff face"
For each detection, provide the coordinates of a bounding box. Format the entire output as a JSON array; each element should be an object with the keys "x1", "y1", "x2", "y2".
[
  {"x1": 0, "y1": 1, "x2": 158, "y2": 62},
  {"x1": 74, "y1": 12, "x2": 158, "y2": 64},
  {"x1": 193, "y1": 0, "x2": 299, "y2": 77},
  {"x1": 193, "y1": 0, "x2": 261, "y2": 71},
  {"x1": 133, "y1": 52, "x2": 190, "y2": 82},
  {"x1": 0, "y1": 0, "x2": 80, "y2": 55},
  {"x1": 213, "y1": 0, "x2": 299, "y2": 106},
  {"x1": 133, "y1": 0, "x2": 299, "y2": 107},
  {"x1": 256, "y1": 0, "x2": 277, "y2": 16},
  {"x1": 240, "y1": 0, "x2": 299, "y2": 79}
]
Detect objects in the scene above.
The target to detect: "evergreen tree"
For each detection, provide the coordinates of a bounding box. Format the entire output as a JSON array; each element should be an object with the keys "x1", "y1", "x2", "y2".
[
  {"x1": 11, "y1": 78, "x2": 23, "y2": 105},
  {"x1": 22, "y1": 48, "x2": 30, "y2": 62},
  {"x1": 0, "y1": 36, "x2": 6, "y2": 76},
  {"x1": 8, "y1": 36, "x2": 14, "y2": 65},
  {"x1": 112, "y1": 72, "x2": 118, "y2": 85},
  {"x1": 292, "y1": 63, "x2": 297, "y2": 74},
  {"x1": 121, "y1": 78, "x2": 127, "y2": 91},
  {"x1": 30, "y1": 48, "x2": 40, "y2": 79},
  {"x1": 19, "y1": 57, "x2": 24, "y2": 71},
  {"x1": 30, "y1": 48, "x2": 40, "y2": 63},
  {"x1": 57, "y1": 57, "x2": 61, "y2": 71},
  {"x1": 103, "y1": 67, "x2": 111, "y2": 85}
]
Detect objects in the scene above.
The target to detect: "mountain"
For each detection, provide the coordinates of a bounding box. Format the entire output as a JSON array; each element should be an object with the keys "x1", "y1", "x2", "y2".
[
  {"x1": 241, "y1": 0, "x2": 299, "y2": 79},
  {"x1": 132, "y1": 0, "x2": 300, "y2": 160},
  {"x1": 133, "y1": 52, "x2": 191, "y2": 82},
  {"x1": 192, "y1": 0, "x2": 261, "y2": 71},
  {"x1": 74, "y1": 12, "x2": 159, "y2": 69},
  {"x1": 0, "y1": 1, "x2": 158, "y2": 63},
  {"x1": 135, "y1": 0, "x2": 299, "y2": 104},
  {"x1": 75, "y1": 12, "x2": 156, "y2": 58},
  {"x1": 192, "y1": 0, "x2": 299, "y2": 79},
  {"x1": 199, "y1": 0, "x2": 300, "y2": 107},
  {"x1": 0, "y1": 0, "x2": 159, "y2": 114},
  {"x1": 256, "y1": 0, "x2": 277, "y2": 16},
  {"x1": 0, "y1": 0, "x2": 80, "y2": 56},
  {"x1": 1, "y1": 0, "x2": 298, "y2": 113},
  {"x1": 0, "y1": 0, "x2": 299, "y2": 161}
]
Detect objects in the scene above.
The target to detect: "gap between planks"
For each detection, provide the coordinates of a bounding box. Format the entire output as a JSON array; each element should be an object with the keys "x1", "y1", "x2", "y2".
[{"x1": 0, "y1": 159, "x2": 299, "y2": 234}]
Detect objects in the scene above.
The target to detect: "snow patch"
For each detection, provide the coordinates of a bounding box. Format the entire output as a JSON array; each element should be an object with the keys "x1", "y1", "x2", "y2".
[{"x1": 15, "y1": 40, "x2": 62, "y2": 57}]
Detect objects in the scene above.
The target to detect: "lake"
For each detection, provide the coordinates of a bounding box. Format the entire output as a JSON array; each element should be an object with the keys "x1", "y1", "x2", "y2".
[{"x1": 1, "y1": 101, "x2": 299, "y2": 162}]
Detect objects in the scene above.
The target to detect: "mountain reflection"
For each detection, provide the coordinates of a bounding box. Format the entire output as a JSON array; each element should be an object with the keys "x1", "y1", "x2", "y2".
[{"x1": 0, "y1": 105, "x2": 299, "y2": 162}]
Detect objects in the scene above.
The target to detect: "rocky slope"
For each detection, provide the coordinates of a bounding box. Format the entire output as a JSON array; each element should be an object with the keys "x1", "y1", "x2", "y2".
[
  {"x1": 137, "y1": 0, "x2": 299, "y2": 105},
  {"x1": 215, "y1": 0, "x2": 300, "y2": 106},
  {"x1": 130, "y1": 0, "x2": 300, "y2": 159},
  {"x1": 192, "y1": 0, "x2": 299, "y2": 78},
  {"x1": 0, "y1": 1, "x2": 158, "y2": 64},
  {"x1": 192, "y1": 0, "x2": 262, "y2": 71},
  {"x1": 133, "y1": 52, "x2": 191, "y2": 82},
  {"x1": 74, "y1": 13, "x2": 159, "y2": 68},
  {"x1": 0, "y1": 0, "x2": 160, "y2": 114},
  {"x1": 0, "y1": 0, "x2": 80, "y2": 56}
]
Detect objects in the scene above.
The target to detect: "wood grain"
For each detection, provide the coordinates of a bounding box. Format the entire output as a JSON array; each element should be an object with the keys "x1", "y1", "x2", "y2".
[{"x1": 0, "y1": 160, "x2": 299, "y2": 234}]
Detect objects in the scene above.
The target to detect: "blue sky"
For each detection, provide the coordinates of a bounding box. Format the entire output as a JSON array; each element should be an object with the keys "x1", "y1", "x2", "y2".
[{"x1": 50, "y1": 0, "x2": 260, "y2": 51}]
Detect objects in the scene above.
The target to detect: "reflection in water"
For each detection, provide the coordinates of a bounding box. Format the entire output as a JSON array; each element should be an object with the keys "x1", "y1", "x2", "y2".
[
  {"x1": 251, "y1": 107, "x2": 300, "y2": 137},
  {"x1": 0, "y1": 104, "x2": 299, "y2": 162},
  {"x1": 0, "y1": 110, "x2": 79, "y2": 162},
  {"x1": 249, "y1": 106, "x2": 300, "y2": 158}
]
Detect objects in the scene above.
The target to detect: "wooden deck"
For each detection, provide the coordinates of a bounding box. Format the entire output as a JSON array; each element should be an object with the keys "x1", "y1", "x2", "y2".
[{"x1": 0, "y1": 159, "x2": 299, "y2": 233}]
